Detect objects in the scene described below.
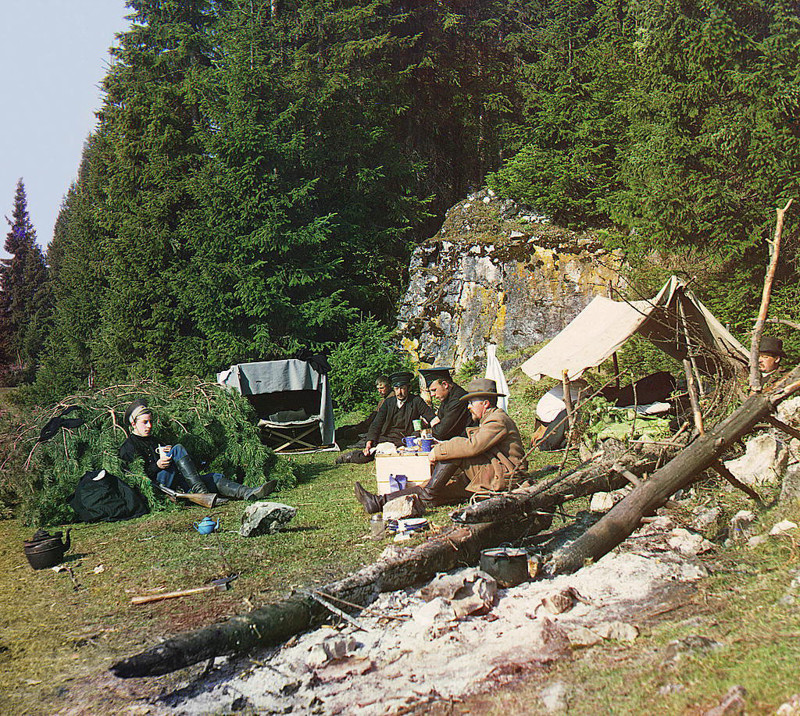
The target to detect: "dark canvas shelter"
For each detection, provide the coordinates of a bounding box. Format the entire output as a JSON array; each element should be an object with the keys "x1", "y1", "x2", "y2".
[{"x1": 217, "y1": 359, "x2": 336, "y2": 452}]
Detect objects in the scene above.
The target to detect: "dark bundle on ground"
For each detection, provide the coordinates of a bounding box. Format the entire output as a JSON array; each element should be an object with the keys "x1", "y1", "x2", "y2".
[{"x1": 0, "y1": 379, "x2": 297, "y2": 526}]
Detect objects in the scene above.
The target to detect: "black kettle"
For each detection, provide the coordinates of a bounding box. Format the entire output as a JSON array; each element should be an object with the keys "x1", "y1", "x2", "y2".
[{"x1": 23, "y1": 529, "x2": 72, "y2": 570}]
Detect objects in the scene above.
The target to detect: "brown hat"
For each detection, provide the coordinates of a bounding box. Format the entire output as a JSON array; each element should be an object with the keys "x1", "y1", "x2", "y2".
[
  {"x1": 760, "y1": 336, "x2": 787, "y2": 358},
  {"x1": 460, "y1": 378, "x2": 506, "y2": 402}
]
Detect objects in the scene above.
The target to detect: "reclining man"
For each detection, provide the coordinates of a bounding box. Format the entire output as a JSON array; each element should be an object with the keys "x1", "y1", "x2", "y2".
[
  {"x1": 354, "y1": 378, "x2": 526, "y2": 512},
  {"x1": 119, "y1": 399, "x2": 276, "y2": 500},
  {"x1": 337, "y1": 371, "x2": 435, "y2": 464},
  {"x1": 419, "y1": 367, "x2": 471, "y2": 440}
]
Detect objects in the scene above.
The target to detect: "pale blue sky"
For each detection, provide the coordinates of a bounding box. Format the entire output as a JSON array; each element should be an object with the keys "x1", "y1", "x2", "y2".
[{"x1": 0, "y1": 0, "x2": 130, "y2": 258}]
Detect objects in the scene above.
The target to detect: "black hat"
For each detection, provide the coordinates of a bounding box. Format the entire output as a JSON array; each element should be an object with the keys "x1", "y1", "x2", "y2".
[
  {"x1": 124, "y1": 399, "x2": 150, "y2": 427},
  {"x1": 760, "y1": 336, "x2": 787, "y2": 358},
  {"x1": 459, "y1": 378, "x2": 506, "y2": 402},
  {"x1": 418, "y1": 367, "x2": 454, "y2": 387},
  {"x1": 389, "y1": 371, "x2": 414, "y2": 387}
]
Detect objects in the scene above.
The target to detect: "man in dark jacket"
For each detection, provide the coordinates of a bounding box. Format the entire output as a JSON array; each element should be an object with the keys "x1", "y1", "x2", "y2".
[
  {"x1": 337, "y1": 372, "x2": 435, "y2": 464},
  {"x1": 419, "y1": 367, "x2": 471, "y2": 440},
  {"x1": 118, "y1": 399, "x2": 276, "y2": 500}
]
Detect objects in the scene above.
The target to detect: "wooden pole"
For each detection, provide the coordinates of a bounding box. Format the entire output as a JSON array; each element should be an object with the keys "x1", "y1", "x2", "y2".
[
  {"x1": 678, "y1": 293, "x2": 704, "y2": 435},
  {"x1": 750, "y1": 199, "x2": 793, "y2": 392},
  {"x1": 562, "y1": 370, "x2": 574, "y2": 437}
]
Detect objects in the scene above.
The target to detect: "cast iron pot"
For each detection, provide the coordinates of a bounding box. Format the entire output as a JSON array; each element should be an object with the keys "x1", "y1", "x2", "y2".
[
  {"x1": 23, "y1": 529, "x2": 71, "y2": 570},
  {"x1": 479, "y1": 546, "x2": 529, "y2": 588}
]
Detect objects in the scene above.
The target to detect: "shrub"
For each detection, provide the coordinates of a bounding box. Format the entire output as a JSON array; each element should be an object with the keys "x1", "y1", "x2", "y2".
[{"x1": 328, "y1": 316, "x2": 411, "y2": 416}]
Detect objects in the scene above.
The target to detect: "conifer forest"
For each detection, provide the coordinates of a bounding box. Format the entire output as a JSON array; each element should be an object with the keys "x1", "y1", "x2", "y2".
[{"x1": 3, "y1": 0, "x2": 800, "y2": 396}]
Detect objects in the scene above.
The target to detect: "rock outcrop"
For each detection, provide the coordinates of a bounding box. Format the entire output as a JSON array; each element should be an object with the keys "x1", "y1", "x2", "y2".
[{"x1": 397, "y1": 189, "x2": 624, "y2": 368}]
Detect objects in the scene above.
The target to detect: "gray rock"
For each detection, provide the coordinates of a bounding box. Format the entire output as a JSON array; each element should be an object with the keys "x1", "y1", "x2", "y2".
[
  {"x1": 566, "y1": 626, "x2": 603, "y2": 647},
  {"x1": 539, "y1": 681, "x2": 570, "y2": 713},
  {"x1": 662, "y1": 635, "x2": 723, "y2": 667},
  {"x1": 382, "y1": 494, "x2": 423, "y2": 520},
  {"x1": 595, "y1": 621, "x2": 639, "y2": 642},
  {"x1": 239, "y1": 501, "x2": 297, "y2": 537},
  {"x1": 724, "y1": 433, "x2": 788, "y2": 486},
  {"x1": 395, "y1": 194, "x2": 624, "y2": 368}
]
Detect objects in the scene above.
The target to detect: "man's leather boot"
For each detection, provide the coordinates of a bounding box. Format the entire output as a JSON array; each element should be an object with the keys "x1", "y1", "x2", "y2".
[
  {"x1": 417, "y1": 461, "x2": 460, "y2": 506},
  {"x1": 216, "y1": 477, "x2": 278, "y2": 501},
  {"x1": 354, "y1": 481, "x2": 390, "y2": 514},
  {"x1": 175, "y1": 455, "x2": 211, "y2": 494}
]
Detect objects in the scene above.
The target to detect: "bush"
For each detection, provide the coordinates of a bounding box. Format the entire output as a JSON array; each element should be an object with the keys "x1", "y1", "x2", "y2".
[
  {"x1": 328, "y1": 316, "x2": 411, "y2": 416},
  {"x1": 0, "y1": 378, "x2": 297, "y2": 526}
]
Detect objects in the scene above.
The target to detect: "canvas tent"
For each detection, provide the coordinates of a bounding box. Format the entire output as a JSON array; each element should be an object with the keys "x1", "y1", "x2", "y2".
[
  {"x1": 217, "y1": 359, "x2": 336, "y2": 452},
  {"x1": 520, "y1": 276, "x2": 748, "y2": 382}
]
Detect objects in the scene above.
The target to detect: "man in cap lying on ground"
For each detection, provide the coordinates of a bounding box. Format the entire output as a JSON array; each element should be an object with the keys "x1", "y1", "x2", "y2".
[
  {"x1": 119, "y1": 399, "x2": 276, "y2": 500},
  {"x1": 336, "y1": 371, "x2": 435, "y2": 464},
  {"x1": 354, "y1": 378, "x2": 526, "y2": 511},
  {"x1": 418, "y1": 367, "x2": 471, "y2": 440}
]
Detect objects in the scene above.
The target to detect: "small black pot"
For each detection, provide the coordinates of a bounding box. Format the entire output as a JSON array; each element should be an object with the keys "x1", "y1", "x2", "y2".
[
  {"x1": 479, "y1": 547, "x2": 529, "y2": 588},
  {"x1": 23, "y1": 529, "x2": 71, "y2": 570}
]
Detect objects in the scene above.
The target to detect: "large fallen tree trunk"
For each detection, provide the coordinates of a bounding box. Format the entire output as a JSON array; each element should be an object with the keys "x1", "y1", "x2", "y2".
[
  {"x1": 111, "y1": 509, "x2": 554, "y2": 678},
  {"x1": 545, "y1": 368, "x2": 800, "y2": 577},
  {"x1": 451, "y1": 443, "x2": 673, "y2": 525}
]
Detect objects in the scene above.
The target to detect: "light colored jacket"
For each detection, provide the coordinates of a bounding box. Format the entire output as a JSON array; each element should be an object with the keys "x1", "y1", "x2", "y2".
[{"x1": 432, "y1": 406, "x2": 526, "y2": 492}]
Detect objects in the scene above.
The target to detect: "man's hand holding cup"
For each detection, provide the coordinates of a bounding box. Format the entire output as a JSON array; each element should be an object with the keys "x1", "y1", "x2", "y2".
[{"x1": 156, "y1": 445, "x2": 172, "y2": 469}]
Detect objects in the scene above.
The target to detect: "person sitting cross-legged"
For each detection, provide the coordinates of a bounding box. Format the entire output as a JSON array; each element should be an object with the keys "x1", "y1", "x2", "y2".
[
  {"x1": 354, "y1": 378, "x2": 526, "y2": 512},
  {"x1": 118, "y1": 399, "x2": 276, "y2": 501}
]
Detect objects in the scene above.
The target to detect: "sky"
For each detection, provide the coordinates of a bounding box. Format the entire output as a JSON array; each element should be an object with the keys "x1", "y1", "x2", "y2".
[{"x1": 0, "y1": 0, "x2": 131, "y2": 259}]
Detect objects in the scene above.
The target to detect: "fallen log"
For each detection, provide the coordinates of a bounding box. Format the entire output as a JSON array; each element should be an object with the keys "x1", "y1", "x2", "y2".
[
  {"x1": 545, "y1": 366, "x2": 800, "y2": 577},
  {"x1": 451, "y1": 442, "x2": 671, "y2": 525},
  {"x1": 110, "y1": 509, "x2": 553, "y2": 678}
]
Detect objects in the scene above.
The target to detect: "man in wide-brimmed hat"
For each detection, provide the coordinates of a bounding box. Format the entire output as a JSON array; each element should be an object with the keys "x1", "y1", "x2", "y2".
[
  {"x1": 336, "y1": 371, "x2": 435, "y2": 464},
  {"x1": 418, "y1": 367, "x2": 471, "y2": 440},
  {"x1": 759, "y1": 336, "x2": 788, "y2": 382},
  {"x1": 354, "y1": 378, "x2": 526, "y2": 512}
]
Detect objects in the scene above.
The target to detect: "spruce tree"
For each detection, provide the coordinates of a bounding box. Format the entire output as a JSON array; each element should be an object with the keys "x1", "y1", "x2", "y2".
[{"x1": 0, "y1": 179, "x2": 49, "y2": 383}]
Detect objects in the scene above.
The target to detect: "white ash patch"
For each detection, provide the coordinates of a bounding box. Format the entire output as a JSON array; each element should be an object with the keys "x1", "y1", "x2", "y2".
[{"x1": 166, "y1": 523, "x2": 705, "y2": 715}]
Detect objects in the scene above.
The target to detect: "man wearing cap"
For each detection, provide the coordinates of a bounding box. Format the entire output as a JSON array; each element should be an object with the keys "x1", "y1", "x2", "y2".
[
  {"x1": 354, "y1": 378, "x2": 526, "y2": 511},
  {"x1": 419, "y1": 367, "x2": 471, "y2": 440},
  {"x1": 759, "y1": 336, "x2": 787, "y2": 385},
  {"x1": 336, "y1": 371, "x2": 435, "y2": 465},
  {"x1": 119, "y1": 399, "x2": 277, "y2": 500}
]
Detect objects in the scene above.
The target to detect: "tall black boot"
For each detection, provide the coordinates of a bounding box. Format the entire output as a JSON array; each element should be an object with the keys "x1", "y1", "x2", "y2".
[
  {"x1": 216, "y1": 477, "x2": 278, "y2": 501},
  {"x1": 175, "y1": 455, "x2": 211, "y2": 494},
  {"x1": 416, "y1": 461, "x2": 460, "y2": 506}
]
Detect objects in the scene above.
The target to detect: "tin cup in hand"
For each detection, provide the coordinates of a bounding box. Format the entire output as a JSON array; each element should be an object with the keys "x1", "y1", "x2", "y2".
[{"x1": 157, "y1": 445, "x2": 171, "y2": 461}]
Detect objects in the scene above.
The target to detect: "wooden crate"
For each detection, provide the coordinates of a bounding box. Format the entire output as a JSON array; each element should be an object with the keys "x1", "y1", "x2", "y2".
[{"x1": 375, "y1": 453, "x2": 432, "y2": 495}]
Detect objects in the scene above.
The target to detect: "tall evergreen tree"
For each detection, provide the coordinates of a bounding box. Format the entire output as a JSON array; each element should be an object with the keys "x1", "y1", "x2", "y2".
[{"x1": 0, "y1": 179, "x2": 49, "y2": 382}]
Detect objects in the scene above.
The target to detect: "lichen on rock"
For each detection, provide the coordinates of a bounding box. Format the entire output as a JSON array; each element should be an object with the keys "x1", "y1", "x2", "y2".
[{"x1": 397, "y1": 189, "x2": 625, "y2": 367}]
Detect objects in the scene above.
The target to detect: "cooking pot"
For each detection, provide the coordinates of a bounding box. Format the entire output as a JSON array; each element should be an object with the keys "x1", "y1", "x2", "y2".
[
  {"x1": 23, "y1": 529, "x2": 71, "y2": 570},
  {"x1": 479, "y1": 546, "x2": 529, "y2": 588}
]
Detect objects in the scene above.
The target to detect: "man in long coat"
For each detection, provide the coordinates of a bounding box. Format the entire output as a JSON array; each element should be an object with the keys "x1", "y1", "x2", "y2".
[
  {"x1": 354, "y1": 378, "x2": 526, "y2": 511},
  {"x1": 419, "y1": 367, "x2": 471, "y2": 440}
]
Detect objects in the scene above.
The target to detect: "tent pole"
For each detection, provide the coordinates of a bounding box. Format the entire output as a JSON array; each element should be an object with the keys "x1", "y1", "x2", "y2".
[
  {"x1": 608, "y1": 281, "x2": 621, "y2": 389},
  {"x1": 678, "y1": 293, "x2": 705, "y2": 435},
  {"x1": 562, "y1": 370, "x2": 574, "y2": 437}
]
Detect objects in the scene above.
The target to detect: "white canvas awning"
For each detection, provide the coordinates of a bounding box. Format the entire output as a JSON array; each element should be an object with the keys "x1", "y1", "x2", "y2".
[{"x1": 520, "y1": 276, "x2": 748, "y2": 382}]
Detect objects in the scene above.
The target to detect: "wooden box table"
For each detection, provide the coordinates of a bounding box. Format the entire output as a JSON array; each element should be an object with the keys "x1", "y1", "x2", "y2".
[{"x1": 375, "y1": 451, "x2": 432, "y2": 495}]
